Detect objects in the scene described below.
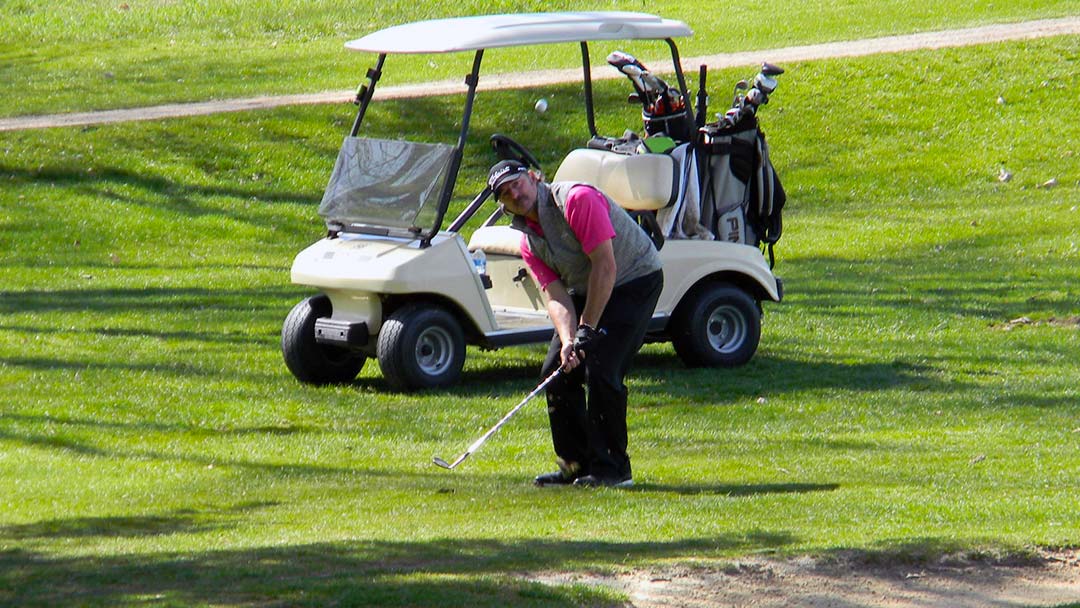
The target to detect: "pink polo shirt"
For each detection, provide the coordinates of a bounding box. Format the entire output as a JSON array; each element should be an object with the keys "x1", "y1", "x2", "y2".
[{"x1": 519, "y1": 184, "x2": 616, "y2": 290}]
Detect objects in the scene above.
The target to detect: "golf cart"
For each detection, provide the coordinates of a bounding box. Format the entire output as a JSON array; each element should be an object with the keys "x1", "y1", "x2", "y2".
[{"x1": 282, "y1": 12, "x2": 785, "y2": 390}]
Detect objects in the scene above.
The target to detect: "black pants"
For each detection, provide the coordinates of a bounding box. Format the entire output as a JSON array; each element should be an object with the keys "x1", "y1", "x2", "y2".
[{"x1": 540, "y1": 270, "x2": 663, "y2": 480}]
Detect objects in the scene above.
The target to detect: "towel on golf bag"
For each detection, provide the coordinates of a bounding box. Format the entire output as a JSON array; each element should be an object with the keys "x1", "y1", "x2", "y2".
[{"x1": 656, "y1": 143, "x2": 713, "y2": 240}]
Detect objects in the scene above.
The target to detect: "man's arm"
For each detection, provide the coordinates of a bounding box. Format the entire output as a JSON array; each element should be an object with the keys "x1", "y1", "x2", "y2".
[
  {"x1": 542, "y1": 279, "x2": 583, "y2": 371},
  {"x1": 579, "y1": 239, "x2": 616, "y2": 329}
]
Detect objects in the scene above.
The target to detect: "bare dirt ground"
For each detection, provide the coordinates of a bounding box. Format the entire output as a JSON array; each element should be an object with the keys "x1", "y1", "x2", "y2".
[
  {"x1": 529, "y1": 548, "x2": 1080, "y2": 607},
  {"x1": 2, "y1": 16, "x2": 1078, "y2": 132},
  {"x1": 7, "y1": 14, "x2": 1080, "y2": 605}
]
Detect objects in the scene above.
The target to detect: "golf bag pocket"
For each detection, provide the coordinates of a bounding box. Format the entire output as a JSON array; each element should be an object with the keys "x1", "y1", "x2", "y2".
[{"x1": 714, "y1": 205, "x2": 749, "y2": 244}]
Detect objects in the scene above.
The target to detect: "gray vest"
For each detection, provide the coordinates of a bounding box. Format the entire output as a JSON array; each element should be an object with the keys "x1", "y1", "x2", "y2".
[{"x1": 511, "y1": 182, "x2": 661, "y2": 295}]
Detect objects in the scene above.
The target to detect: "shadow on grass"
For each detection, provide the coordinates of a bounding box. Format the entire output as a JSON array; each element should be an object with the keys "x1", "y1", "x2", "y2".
[
  {"x1": 0, "y1": 503, "x2": 277, "y2": 541},
  {"x1": 786, "y1": 254, "x2": 1080, "y2": 323},
  {"x1": 630, "y1": 352, "x2": 944, "y2": 403},
  {"x1": 0, "y1": 286, "x2": 300, "y2": 316},
  {"x1": 0, "y1": 530, "x2": 798, "y2": 607},
  {"x1": 633, "y1": 481, "x2": 840, "y2": 497},
  {"x1": 355, "y1": 349, "x2": 943, "y2": 401},
  {"x1": 0, "y1": 162, "x2": 317, "y2": 212},
  {"x1": 0, "y1": 423, "x2": 367, "y2": 478}
]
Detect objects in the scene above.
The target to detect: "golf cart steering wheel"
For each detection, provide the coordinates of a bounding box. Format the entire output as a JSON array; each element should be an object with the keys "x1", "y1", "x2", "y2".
[{"x1": 490, "y1": 133, "x2": 542, "y2": 173}]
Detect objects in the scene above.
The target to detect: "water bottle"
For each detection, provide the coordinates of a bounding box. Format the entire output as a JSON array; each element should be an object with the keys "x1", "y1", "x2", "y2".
[{"x1": 471, "y1": 249, "x2": 487, "y2": 275}]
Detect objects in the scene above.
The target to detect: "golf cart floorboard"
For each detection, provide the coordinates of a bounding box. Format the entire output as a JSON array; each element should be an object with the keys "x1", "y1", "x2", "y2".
[
  {"x1": 481, "y1": 310, "x2": 671, "y2": 349},
  {"x1": 485, "y1": 310, "x2": 554, "y2": 348}
]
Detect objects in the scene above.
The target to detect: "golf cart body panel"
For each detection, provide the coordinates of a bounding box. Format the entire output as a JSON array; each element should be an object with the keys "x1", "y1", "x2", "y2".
[
  {"x1": 466, "y1": 225, "x2": 781, "y2": 313},
  {"x1": 291, "y1": 234, "x2": 498, "y2": 336},
  {"x1": 345, "y1": 12, "x2": 692, "y2": 54},
  {"x1": 283, "y1": 11, "x2": 786, "y2": 389},
  {"x1": 656, "y1": 240, "x2": 782, "y2": 307}
]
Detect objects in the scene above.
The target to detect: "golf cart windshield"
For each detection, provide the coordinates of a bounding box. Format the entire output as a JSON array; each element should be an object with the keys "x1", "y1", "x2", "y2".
[{"x1": 318, "y1": 137, "x2": 454, "y2": 234}]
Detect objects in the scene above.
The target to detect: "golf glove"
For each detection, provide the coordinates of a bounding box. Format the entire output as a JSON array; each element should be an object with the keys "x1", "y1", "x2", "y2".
[{"x1": 573, "y1": 324, "x2": 605, "y2": 357}]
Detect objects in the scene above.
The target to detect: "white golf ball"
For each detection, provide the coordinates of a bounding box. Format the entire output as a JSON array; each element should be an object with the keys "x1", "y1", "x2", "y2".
[{"x1": 534, "y1": 98, "x2": 548, "y2": 114}]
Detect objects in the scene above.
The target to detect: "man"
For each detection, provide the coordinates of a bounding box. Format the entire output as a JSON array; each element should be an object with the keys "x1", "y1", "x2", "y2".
[{"x1": 488, "y1": 159, "x2": 663, "y2": 488}]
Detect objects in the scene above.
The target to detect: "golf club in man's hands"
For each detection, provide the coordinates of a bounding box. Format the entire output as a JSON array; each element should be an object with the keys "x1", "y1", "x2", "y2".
[{"x1": 432, "y1": 368, "x2": 562, "y2": 470}]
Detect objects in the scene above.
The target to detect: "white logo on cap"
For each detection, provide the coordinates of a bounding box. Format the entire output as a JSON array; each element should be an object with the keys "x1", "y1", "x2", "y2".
[{"x1": 490, "y1": 166, "x2": 512, "y2": 186}]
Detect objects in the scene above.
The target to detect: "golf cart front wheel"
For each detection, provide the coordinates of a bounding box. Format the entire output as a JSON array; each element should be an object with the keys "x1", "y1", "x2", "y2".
[
  {"x1": 377, "y1": 304, "x2": 466, "y2": 390},
  {"x1": 282, "y1": 295, "x2": 367, "y2": 384},
  {"x1": 670, "y1": 282, "x2": 761, "y2": 367}
]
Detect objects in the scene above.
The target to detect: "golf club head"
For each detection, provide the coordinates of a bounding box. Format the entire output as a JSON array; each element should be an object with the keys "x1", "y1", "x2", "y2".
[
  {"x1": 732, "y1": 80, "x2": 749, "y2": 106},
  {"x1": 432, "y1": 453, "x2": 469, "y2": 470},
  {"x1": 761, "y1": 62, "x2": 785, "y2": 77},
  {"x1": 753, "y1": 73, "x2": 778, "y2": 95}
]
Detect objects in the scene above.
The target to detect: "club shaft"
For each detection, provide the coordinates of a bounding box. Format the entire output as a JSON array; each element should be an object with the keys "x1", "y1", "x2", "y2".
[
  {"x1": 443, "y1": 369, "x2": 562, "y2": 468},
  {"x1": 466, "y1": 369, "x2": 560, "y2": 452}
]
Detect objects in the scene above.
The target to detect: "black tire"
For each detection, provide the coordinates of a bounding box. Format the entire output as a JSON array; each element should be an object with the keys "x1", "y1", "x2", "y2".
[
  {"x1": 377, "y1": 304, "x2": 466, "y2": 391},
  {"x1": 281, "y1": 295, "x2": 366, "y2": 384},
  {"x1": 670, "y1": 282, "x2": 761, "y2": 367}
]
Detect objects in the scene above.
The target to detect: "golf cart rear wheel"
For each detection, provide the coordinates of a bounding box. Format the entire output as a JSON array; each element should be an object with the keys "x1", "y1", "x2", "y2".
[
  {"x1": 670, "y1": 282, "x2": 760, "y2": 367},
  {"x1": 377, "y1": 304, "x2": 465, "y2": 390},
  {"x1": 282, "y1": 295, "x2": 366, "y2": 384}
]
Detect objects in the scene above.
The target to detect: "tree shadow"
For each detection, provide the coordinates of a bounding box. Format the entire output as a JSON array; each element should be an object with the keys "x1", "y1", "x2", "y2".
[
  {"x1": 788, "y1": 254, "x2": 1080, "y2": 324},
  {"x1": 633, "y1": 352, "x2": 945, "y2": 402},
  {"x1": 0, "y1": 286, "x2": 300, "y2": 316},
  {"x1": 360, "y1": 348, "x2": 945, "y2": 401},
  {"x1": 0, "y1": 530, "x2": 799, "y2": 607},
  {"x1": 632, "y1": 481, "x2": 840, "y2": 497},
  {"x1": 0, "y1": 503, "x2": 277, "y2": 541}
]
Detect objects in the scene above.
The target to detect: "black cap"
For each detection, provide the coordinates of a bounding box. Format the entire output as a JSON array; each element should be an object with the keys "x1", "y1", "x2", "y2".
[{"x1": 487, "y1": 160, "x2": 528, "y2": 198}]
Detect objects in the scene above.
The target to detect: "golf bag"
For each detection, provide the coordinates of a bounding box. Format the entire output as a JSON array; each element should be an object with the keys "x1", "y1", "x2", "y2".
[
  {"x1": 697, "y1": 114, "x2": 786, "y2": 266},
  {"x1": 607, "y1": 51, "x2": 694, "y2": 142}
]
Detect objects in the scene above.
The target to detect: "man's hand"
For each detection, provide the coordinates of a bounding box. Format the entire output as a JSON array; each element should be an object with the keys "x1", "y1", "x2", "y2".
[
  {"x1": 573, "y1": 324, "x2": 605, "y2": 359},
  {"x1": 559, "y1": 341, "x2": 581, "y2": 371}
]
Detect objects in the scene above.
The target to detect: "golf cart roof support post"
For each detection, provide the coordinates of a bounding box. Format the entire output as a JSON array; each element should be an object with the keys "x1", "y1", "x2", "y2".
[
  {"x1": 580, "y1": 42, "x2": 598, "y2": 138},
  {"x1": 447, "y1": 186, "x2": 492, "y2": 233},
  {"x1": 663, "y1": 38, "x2": 697, "y2": 140},
  {"x1": 350, "y1": 53, "x2": 386, "y2": 137},
  {"x1": 422, "y1": 49, "x2": 485, "y2": 248}
]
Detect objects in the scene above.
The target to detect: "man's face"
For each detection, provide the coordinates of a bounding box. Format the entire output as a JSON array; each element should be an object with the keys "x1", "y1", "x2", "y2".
[{"x1": 496, "y1": 173, "x2": 537, "y2": 217}]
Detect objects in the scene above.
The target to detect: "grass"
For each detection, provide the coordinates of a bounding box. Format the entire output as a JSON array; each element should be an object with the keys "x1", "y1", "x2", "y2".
[
  {"x1": 1, "y1": 0, "x2": 1078, "y2": 116},
  {"x1": 2, "y1": 5, "x2": 1080, "y2": 608}
]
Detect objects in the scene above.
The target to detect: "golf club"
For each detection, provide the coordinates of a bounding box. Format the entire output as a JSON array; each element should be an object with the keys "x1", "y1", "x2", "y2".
[
  {"x1": 715, "y1": 62, "x2": 785, "y2": 128},
  {"x1": 732, "y1": 79, "x2": 748, "y2": 107},
  {"x1": 432, "y1": 368, "x2": 562, "y2": 470}
]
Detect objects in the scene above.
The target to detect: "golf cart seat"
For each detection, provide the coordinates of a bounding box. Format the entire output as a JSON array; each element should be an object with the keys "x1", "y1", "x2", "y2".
[
  {"x1": 468, "y1": 225, "x2": 521, "y2": 256},
  {"x1": 468, "y1": 148, "x2": 678, "y2": 257},
  {"x1": 552, "y1": 148, "x2": 678, "y2": 211}
]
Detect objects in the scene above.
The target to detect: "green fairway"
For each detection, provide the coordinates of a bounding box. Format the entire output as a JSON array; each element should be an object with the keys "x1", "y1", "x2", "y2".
[
  {"x1": 2, "y1": 4, "x2": 1079, "y2": 607},
  {"x1": 1, "y1": 0, "x2": 1077, "y2": 117}
]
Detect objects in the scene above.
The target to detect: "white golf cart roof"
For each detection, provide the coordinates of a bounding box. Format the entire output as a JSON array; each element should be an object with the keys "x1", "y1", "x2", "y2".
[{"x1": 346, "y1": 11, "x2": 692, "y2": 54}]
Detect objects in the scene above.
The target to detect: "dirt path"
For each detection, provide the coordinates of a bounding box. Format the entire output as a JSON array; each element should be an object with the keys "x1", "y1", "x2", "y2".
[
  {"x1": 529, "y1": 549, "x2": 1080, "y2": 607},
  {"x1": 2, "y1": 16, "x2": 1078, "y2": 132}
]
